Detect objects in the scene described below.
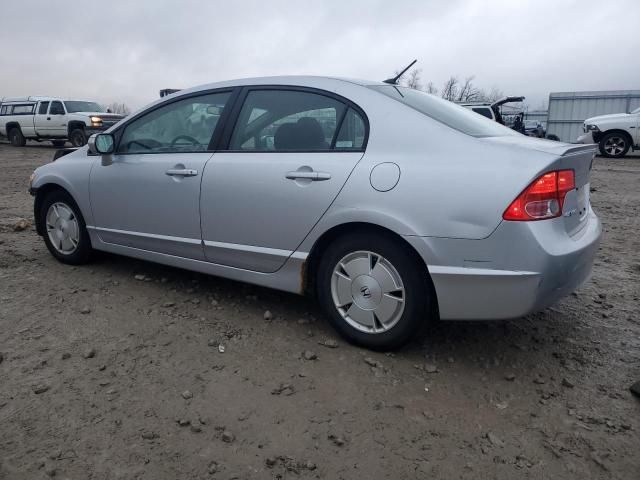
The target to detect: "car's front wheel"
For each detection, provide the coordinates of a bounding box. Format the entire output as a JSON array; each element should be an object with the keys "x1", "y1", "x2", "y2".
[
  {"x1": 40, "y1": 190, "x2": 92, "y2": 265},
  {"x1": 69, "y1": 128, "x2": 87, "y2": 147},
  {"x1": 599, "y1": 132, "x2": 630, "y2": 158},
  {"x1": 317, "y1": 232, "x2": 432, "y2": 350}
]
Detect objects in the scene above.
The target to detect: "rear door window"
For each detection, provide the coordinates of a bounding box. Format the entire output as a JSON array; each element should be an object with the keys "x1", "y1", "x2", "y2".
[
  {"x1": 335, "y1": 108, "x2": 367, "y2": 150},
  {"x1": 228, "y1": 89, "x2": 347, "y2": 151}
]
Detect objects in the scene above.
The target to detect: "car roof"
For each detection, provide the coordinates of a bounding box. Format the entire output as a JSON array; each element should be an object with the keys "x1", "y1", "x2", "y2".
[{"x1": 172, "y1": 75, "x2": 387, "y2": 97}]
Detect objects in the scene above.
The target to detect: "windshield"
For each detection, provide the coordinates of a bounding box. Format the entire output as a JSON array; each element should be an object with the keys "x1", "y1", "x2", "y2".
[
  {"x1": 369, "y1": 85, "x2": 519, "y2": 137},
  {"x1": 64, "y1": 101, "x2": 105, "y2": 113}
]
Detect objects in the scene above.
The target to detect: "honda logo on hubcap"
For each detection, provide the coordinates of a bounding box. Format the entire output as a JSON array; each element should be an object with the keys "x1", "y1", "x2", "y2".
[{"x1": 360, "y1": 286, "x2": 372, "y2": 298}]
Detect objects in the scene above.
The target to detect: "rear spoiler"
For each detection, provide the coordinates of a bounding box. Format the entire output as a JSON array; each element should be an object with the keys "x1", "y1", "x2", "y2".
[{"x1": 53, "y1": 148, "x2": 78, "y2": 161}]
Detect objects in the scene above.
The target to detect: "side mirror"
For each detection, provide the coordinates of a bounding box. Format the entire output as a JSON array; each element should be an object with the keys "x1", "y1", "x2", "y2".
[{"x1": 88, "y1": 133, "x2": 115, "y2": 154}]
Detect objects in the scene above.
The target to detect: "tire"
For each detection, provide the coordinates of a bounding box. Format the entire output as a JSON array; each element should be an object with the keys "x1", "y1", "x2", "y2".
[
  {"x1": 316, "y1": 231, "x2": 432, "y2": 350},
  {"x1": 546, "y1": 134, "x2": 560, "y2": 141},
  {"x1": 598, "y1": 131, "x2": 630, "y2": 158},
  {"x1": 69, "y1": 128, "x2": 87, "y2": 147},
  {"x1": 51, "y1": 140, "x2": 66, "y2": 147},
  {"x1": 39, "y1": 190, "x2": 92, "y2": 265},
  {"x1": 9, "y1": 128, "x2": 26, "y2": 147}
]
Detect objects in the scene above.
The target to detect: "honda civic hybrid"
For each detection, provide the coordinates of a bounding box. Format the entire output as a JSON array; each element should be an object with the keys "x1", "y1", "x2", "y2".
[{"x1": 29, "y1": 76, "x2": 602, "y2": 349}]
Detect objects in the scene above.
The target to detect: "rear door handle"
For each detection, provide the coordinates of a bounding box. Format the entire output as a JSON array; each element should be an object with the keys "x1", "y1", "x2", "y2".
[
  {"x1": 166, "y1": 168, "x2": 198, "y2": 177},
  {"x1": 285, "y1": 171, "x2": 331, "y2": 181}
]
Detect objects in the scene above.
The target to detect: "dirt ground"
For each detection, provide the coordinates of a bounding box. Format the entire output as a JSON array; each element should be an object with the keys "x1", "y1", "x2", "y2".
[{"x1": 0, "y1": 143, "x2": 639, "y2": 480}]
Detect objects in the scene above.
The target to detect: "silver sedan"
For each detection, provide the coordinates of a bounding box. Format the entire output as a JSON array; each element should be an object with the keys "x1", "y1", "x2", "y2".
[{"x1": 29, "y1": 76, "x2": 602, "y2": 350}]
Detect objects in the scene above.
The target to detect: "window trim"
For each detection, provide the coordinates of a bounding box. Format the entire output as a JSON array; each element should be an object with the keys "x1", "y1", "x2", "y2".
[
  {"x1": 218, "y1": 85, "x2": 369, "y2": 153},
  {"x1": 111, "y1": 87, "x2": 240, "y2": 156}
]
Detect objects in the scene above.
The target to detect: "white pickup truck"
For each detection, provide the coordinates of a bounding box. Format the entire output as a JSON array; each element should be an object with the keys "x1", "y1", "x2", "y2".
[
  {"x1": 577, "y1": 107, "x2": 640, "y2": 158},
  {"x1": 0, "y1": 97, "x2": 123, "y2": 147}
]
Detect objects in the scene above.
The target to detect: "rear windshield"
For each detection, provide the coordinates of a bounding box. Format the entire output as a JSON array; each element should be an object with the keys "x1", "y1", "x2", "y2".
[
  {"x1": 369, "y1": 85, "x2": 519, "y2": 138},
  {"x1": 64, "y1": 101, "x2": 105, "y2": 113}
]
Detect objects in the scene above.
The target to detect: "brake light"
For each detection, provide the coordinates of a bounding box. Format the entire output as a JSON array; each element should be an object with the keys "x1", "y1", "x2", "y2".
[{"x1": 503, "y1": 170, "x2": 575, "y2": 221}]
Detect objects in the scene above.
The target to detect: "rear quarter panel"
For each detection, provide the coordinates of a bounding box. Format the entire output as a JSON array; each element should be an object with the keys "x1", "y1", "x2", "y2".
[
  {"x1": 299, "y1": 89, "x2": 559, "y2": 251},
  {"x1": 2, "y1": 113, "x2": 36, "y2": 136}
]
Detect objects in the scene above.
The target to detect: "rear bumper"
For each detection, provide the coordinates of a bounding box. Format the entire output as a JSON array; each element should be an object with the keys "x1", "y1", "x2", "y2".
[{"x1": 405, "y1": 209, "x2": 602, "y2": 320}]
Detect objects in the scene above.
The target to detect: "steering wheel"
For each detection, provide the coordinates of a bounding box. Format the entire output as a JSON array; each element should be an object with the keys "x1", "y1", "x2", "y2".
[
  {"x1": 170, "y1": 135, "x2": 199, "y2": 147},
  {"x1": 126, "y1": 139, "x2": 162, "y2": 151}
]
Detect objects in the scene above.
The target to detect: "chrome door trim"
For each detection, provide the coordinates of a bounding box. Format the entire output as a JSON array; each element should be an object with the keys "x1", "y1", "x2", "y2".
[
  {"x1": 88, "y1": 226, "x2": 203, "y2": 244},
  {"x1": 202, "y1": 239, "x2": 308, "y2": 273},
  {"x1": 203, "y1": 239, "x2": 308, "y2": 259}
]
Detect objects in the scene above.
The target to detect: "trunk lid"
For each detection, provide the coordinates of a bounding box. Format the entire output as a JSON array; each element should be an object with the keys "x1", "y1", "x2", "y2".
[
  {"x1": 482, "y1": 136, "x2": 597, "y2": 236},
  {"x1": 555, "y1": 145, "x2": 596, "y2": 236}
]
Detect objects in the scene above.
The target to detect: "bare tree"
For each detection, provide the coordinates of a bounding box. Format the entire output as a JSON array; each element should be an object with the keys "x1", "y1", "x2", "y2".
[
  {"x1": 425, "y1": 81, "x2": 438, "y2": 95},
  {"x1": 456, "y1": 76, "x2": 481, "y2": 102},
  {"x1": 106, "y1": 102, "x2": 131, "y2": 115},
  {"x1": 441, "y1": 76, "x2": 459, "y2": 101},
  {"x1": 404, "y1": 68, "x2": 423, "y2": 90},
  {"x1": 483, "y1": 87, "x2": 504, "y2": 103}
]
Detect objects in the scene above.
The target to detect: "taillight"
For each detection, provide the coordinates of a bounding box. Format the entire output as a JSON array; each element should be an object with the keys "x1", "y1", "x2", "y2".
[{"x1": 503, "y1": 170, "x2": 575, "y2": 221}]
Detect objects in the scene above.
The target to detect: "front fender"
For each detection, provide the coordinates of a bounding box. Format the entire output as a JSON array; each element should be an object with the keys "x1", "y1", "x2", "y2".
[{"x1": 31, "y1": 160, "x2": 94, "y2": 229}]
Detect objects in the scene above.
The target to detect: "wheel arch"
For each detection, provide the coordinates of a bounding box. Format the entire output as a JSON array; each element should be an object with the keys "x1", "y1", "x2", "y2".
[
  {"x1": 67, "y1": 120, "x2": 86, "y2": 136},
  {"x1": 600, "y1": 128, "x2": 633, "y2": 146},
  {"x1": 302, "y1": 221, "x2": 439, "y2": 317},
  {"x1": 34, "y1": 183, "x2": 78, "y2": 236},
  {"x1": 5, "y1": 121, "x2": 21, "y2": 132}
]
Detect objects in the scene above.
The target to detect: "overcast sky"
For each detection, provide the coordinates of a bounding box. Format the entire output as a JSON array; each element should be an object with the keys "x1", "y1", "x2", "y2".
[{"x1": 1, "y1": 0, "x2": 638, "y2": 111}]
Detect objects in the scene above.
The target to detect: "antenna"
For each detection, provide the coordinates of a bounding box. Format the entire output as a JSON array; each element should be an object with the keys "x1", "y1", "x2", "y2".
[{"x1": 383, "y1": 59, "x2": 418, "y2": 85}]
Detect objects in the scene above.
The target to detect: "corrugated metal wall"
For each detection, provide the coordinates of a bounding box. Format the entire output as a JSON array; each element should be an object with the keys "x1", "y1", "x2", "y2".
[
  {"x1": 547, "y1": 90, "x2": 640, "y2": 142},
  {"x1": 524, "y1": 110, "x2": 548, "y2": 127}
]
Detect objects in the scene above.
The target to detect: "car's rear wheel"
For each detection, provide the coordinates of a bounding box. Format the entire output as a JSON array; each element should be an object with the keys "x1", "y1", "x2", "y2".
[
  {"x1": 40, "y1": 190, "x2": 92, "y2": 265},
  {"x1": 546, "y1": 134, "x2": 560, "y2": 141},
  {"x1": 317, "y1": 232, "x2": 432, "y2": 350},
  {"x1": 69, "y1": 128, "x2": 87, "y2": 147},
  {"x1": 9, "y1": 128, "x2": 26, "y2": 147},
  {"x1": 599, "y1": 132, "x2": 630, "y2": 158}
]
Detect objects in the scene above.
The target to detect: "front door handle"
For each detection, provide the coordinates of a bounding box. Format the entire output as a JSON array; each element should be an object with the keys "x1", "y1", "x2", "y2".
[
  {"x1": 285, "y1": 171, "x2": 331, "y2": 181},
  {"x1": 166, "y1": 168, "x2": 198, "y2": 177}
]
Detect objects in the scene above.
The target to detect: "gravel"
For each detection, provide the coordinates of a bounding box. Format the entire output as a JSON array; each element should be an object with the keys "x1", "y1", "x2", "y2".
[{"x1": 1, "y1": 145, "x2": 639, "y2": 479}]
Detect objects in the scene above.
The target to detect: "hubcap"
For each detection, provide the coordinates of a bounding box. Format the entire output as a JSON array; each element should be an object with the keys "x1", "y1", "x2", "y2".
[
  {"x1": 331, "y1": 251, "x2": 405, "y2": 334},
  {"x1": 46, "y1": 202, "x2": 79, "y2": 254},
  {"x1": 604, "y1": 136, "x2": 625, "y2": 155}
]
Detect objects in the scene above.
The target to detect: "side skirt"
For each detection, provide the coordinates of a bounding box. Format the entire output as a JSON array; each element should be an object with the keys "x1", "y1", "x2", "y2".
[{"x1": 88, "y1": 230, "x2": 307, "y2": 294}]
